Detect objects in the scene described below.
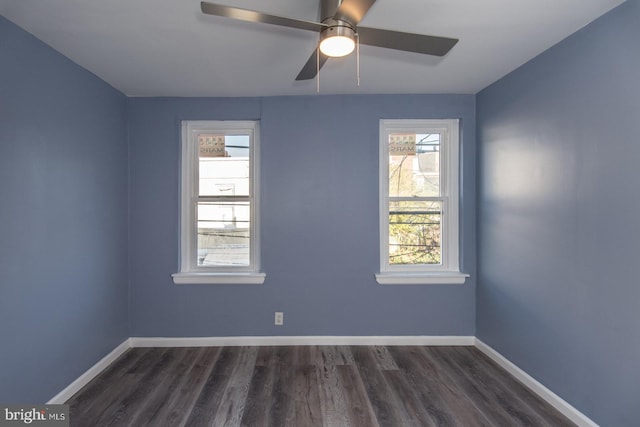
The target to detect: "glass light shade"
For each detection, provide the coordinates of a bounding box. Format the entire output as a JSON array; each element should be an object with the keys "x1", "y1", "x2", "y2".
[{"x1": 319, "y1": 35, "x2": 355, "y2": 57}]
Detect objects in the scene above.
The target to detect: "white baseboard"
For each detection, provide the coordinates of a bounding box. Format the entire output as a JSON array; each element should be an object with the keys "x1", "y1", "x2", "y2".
[
  {"x1": 48, "y1": 335, "x2": 596, "y2": 427},
  {"x1": 474, "y1": 339, "x2": 598, "y2": 427},
  {"x1": 47, "y1": 339, "x2": 131, "y2": 404},
  {"x1": 130, "y1": 335, "x2": 475, "y2": 347}
]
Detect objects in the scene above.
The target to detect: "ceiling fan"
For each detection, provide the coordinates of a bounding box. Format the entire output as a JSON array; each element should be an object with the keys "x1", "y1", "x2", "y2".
[{"x1": 200, "y1": 0, "x2": 458, "y2": 81}]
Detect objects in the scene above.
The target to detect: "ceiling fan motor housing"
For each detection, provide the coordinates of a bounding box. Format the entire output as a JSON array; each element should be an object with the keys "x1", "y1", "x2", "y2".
[{"x1": 321, "y1": 18, "x2": 356, "y2": 39}]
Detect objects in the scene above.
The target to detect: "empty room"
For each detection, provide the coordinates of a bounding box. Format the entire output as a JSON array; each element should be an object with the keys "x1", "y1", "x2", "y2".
[{"x1": 0, "y1": 0, "x2": 638, "y2": 426}]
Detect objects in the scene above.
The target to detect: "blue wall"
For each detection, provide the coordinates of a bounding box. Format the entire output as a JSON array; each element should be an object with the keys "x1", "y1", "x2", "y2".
[
  {"x1": 476, "y1": 1, "x2": 640, "y2": 425},
  {"x1": 0, "y1": 17, "x2": 129, "y2": 402},
  {"x1": 128, "y1": 95, "x2": 476, "y2": 337}
]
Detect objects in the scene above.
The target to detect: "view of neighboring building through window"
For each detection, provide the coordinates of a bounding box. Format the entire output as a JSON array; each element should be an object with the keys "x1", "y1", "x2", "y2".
[
  {"x1": 388, "y1": 131, "x2": 442, "y2": 265},
  {"x1": 379, "y1": 119, "x2": 462, "y2": 281},
  {"x1": 174, "y1": 121, "x2": 261, "y2": 284},
  {"x1": 198, "y1": 134, "x2": 251, "y2": 267}
]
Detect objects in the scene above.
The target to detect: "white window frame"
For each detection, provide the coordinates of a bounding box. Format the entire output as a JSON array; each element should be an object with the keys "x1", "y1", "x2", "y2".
[
  {"x1": 172, "y1": 120, "x2": 265, "y2": 285},
  {"x1": 376, "y1": 119, "x2": 468, "y2": 285}
]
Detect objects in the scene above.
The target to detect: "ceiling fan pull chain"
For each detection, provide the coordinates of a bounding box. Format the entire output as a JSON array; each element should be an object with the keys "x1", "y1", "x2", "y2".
[
  {"x1": 316, "y1": 47, "x2": 320, "y2": 93},
  {"x1": 356, "y1": 32, "x2": 360, "y2": 87}
]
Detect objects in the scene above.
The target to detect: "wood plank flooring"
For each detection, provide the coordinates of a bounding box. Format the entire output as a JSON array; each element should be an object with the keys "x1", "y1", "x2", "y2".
[{"x1": 66, "y1": 346, "x2": 575, "y2": 427}]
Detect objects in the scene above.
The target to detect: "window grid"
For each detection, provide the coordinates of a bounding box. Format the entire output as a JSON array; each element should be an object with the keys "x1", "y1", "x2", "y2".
[
  {"x1": 178, "y1": 121, "x2": 260, "y2": 276},
  {"x1": 379, "y1": 119, "x2": 461, "y2": 276}
]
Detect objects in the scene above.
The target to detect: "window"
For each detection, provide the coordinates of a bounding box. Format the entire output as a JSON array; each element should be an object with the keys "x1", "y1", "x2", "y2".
[
  {"x1": 172, "y1": 121, "x2": 264, "y2": 284},
  {"x1": 376, "y1": 119, "x2": 467, "y2": 285}
]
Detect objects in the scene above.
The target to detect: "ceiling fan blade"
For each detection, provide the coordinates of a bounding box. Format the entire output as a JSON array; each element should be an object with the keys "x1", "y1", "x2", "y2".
[
  {"x1": 295, "y1": 49, "x2": 329, "y2": 81},
  {"x1": 201, "y1": 2, "x2": 326, "y2": 32},
  {"x1": 357, "y1": 26, "x2": 458, "y2": 56},
  {"x1": 334, "y1": 0, "x2": 377, "y2": 25}
]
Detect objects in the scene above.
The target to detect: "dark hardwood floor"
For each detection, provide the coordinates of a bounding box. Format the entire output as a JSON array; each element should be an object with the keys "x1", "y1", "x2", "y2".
[{"x1": 66, "y1": 345, "x2": 575, "y2": 426}]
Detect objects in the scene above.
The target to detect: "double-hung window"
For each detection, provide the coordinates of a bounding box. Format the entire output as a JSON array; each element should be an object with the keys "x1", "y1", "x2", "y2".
[
  {"x1": 172, "y1": 120, "x2": 264, "y2": 284},
  {"x1": 376, "y1": 119, "x2": 467, "y2": 285}
]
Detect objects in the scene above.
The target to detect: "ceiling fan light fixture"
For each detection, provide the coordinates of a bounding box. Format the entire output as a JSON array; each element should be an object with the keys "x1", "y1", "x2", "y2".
[{"x1": 319, "y1": 25, "x2": 355, "y2": 57}]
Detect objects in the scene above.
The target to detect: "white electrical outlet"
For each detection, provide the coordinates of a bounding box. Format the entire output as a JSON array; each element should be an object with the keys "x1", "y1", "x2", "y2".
[{"x1": 274, "y1": 312, "x2": 284, "y2": 326}]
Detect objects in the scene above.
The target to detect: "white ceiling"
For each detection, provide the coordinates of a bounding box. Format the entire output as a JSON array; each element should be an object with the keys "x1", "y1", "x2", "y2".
[{"x1": 0, "y1": 0, "x2": 625, "y2": 97}]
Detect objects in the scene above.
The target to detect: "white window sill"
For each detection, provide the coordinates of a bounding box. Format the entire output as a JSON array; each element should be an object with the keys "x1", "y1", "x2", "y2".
[
  {"x1": 172, "y1": 272, "x2": 266, "y2": 285},
  {"x1": 375, "y1": 272, "x2": 469, "y2": 285}
]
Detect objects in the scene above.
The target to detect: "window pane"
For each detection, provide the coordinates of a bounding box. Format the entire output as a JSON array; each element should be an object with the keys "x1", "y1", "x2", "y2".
[
  {"x1": 388, "y1": 200, "x2": 441, "y2": 265},
  {"x1": 199, "y1": 134, "x2": 250, "y2": 196},
  {"x1": 197, "y1": 201, "x2": 250, "y2": 266},
  {"x1": 388, "y1": 133, "x2": 440, "y2": 197}
]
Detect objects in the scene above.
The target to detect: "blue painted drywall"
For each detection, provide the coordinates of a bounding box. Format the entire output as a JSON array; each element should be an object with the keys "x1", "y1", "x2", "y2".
[
  {"x1": 0, "y1": 17, "x2": 129, "y2": 403},
  {"x1": 128, "y1": 94, "x2": 476, "y2": 337},
  {"x1": 476, "y1": 1, "x2": 640, "y2": 425}
]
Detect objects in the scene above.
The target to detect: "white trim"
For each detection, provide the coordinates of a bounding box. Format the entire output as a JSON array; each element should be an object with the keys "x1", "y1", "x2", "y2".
[
  {"x1": 379, "y1": 119, "x2": 462, "y2": 277},
  {"x1": 47, "y1": 339, "x2": 131, "y2": 404},
  {"x1": 130, "y1": 335, "x2": 475, "y2": 347},
  {"x1": 172, "y1": 272, "x2": 265, "y2": 285},
  {"x1": 178, "y1": 120, "x2": 261, "y2": 277},
  {"x1": 474, "y1": 339, "x2": 599, "y2": 427},
  {"x1": 375, "y1": 272, "x2": 469, "y2": 285}
]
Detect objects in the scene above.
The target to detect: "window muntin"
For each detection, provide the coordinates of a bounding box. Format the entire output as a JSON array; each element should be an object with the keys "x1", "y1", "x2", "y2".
[
  {"x1": 178, "y1": 121, "x2": 260, "y2": 277},
  {"x1": 380, "y1": 119, "x2": 461, "y2": 276}
]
